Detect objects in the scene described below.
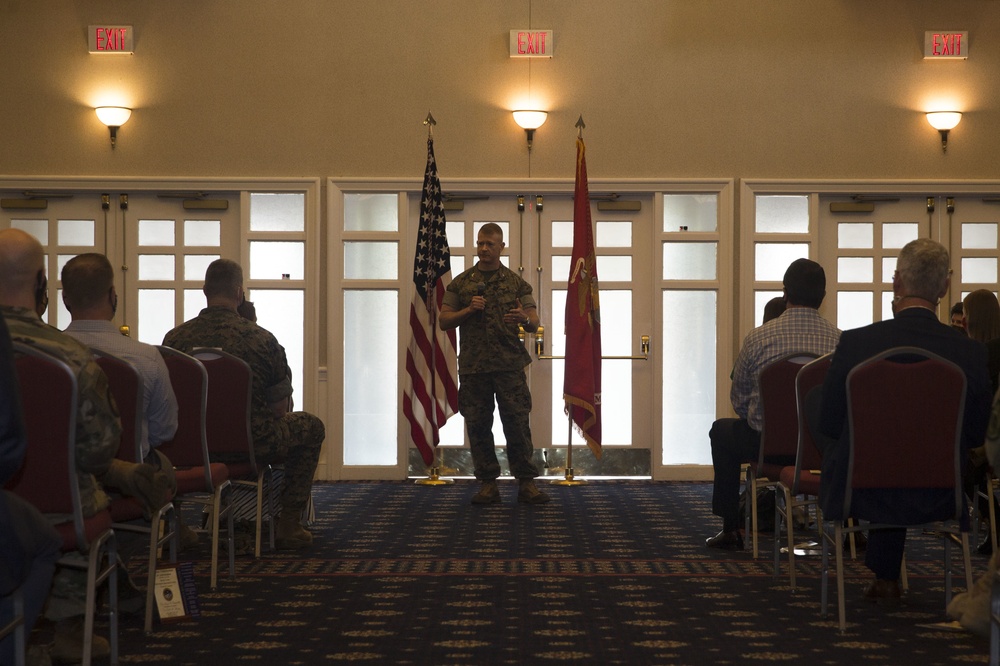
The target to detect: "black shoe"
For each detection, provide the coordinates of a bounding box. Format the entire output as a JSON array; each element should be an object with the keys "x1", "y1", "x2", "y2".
[{"x1": 705, "y1": 529, "x2": 744, "y2": 551}]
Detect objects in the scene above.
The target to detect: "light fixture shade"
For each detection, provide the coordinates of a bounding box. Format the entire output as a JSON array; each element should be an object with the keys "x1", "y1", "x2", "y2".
[
  {"x1": 926, "y1": 111, "x2": 962, "y2": 131},
  {"x1": 512, "y1": 110, "x2": 548, "y2": 130},
  {"x1": 95, "y1": 106, "x2": 132, "y2": 127}
]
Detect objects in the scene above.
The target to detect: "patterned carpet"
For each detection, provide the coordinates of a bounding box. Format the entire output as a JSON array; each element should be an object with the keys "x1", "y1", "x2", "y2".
[{"x1": 68, "y1": 481, "x2": 992, "y2": 664}]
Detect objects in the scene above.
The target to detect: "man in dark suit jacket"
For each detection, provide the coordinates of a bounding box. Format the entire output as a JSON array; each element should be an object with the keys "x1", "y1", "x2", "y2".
[{"x1": 818, "y1": 238, "x2": 992, "y2": 601}]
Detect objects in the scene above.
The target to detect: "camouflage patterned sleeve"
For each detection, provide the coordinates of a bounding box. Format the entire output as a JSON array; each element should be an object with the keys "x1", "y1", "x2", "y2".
[
  {"x1": 74, "y1": 359, "x2": 122, "y2": 476},
  {"x1": 986, "y1": 389, "x2": 1000, "y2": 472}
]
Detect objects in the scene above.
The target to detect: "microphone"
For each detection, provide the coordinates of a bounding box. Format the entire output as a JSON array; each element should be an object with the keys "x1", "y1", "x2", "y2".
[{"x1": 476, "y1": 282, "x2": 486, "y2": 321}]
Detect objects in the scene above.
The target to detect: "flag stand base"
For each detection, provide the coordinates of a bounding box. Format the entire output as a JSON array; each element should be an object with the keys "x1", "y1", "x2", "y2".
[
  {"x1": 415, "y1": 466, "x2": 454, "y2": 485},
  {"x1": 551, "y1": 415, "x2": 586, "y2": 486},
  {"x1": 551, "y1": 466, "x2": 585, "y2": 486}
]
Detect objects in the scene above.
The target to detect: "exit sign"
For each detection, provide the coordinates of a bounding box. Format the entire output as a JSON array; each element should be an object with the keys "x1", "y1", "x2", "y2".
[
  {"x1": 924, "y1": 31, "x2": 968, "y2": 59},
  {"x1": 509, "y1": 30, "x2": 553, "y2": 58},
  {"x1": 88, "y1": 25, "x2": 134, "y2": 54}
]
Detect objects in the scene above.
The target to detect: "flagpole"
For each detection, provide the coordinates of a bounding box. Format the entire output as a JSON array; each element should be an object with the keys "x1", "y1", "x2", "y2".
[{"x1": 552, "y1": 411, "x2": 585, "y2": 486}]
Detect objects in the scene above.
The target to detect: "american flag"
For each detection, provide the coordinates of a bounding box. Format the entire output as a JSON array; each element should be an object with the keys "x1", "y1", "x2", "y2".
[{"x1": 403, "y1": 136, "x2": 459, "y2": 466}]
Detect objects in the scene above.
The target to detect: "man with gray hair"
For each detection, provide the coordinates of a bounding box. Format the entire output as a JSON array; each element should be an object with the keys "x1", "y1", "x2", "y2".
[{"x1": 818, "y1": 238, "x2": 992, "y2": 603}]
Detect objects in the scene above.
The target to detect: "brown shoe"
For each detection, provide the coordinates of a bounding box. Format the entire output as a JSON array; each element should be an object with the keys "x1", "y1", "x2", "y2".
[
  {"x1": 863, "y1": 578, "x2": 902, "y2": 606},
  {"x1": 178, "y1": 522, "x2": 200, "y2": 551},
  {"x1": 471, "y1": 481, "x2": 501, "y2": 505},
  {"x1": 517, "y1": 480, "x2": 550, "y2": 504},
  {"x1": 275, "y1": 516, "x2": 313, "y2": 550},
  {"x1": 51, "y1": 617, "x2": 110, "y2": 665}
]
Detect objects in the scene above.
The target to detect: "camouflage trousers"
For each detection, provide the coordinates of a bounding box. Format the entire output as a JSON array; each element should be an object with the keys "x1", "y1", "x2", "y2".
[
  {"x1": 459, "y1": 370, "x2": 539, "y2": 482},
  {"x1": 255, "y1": 412, "x2": 325, "y2": 517}
]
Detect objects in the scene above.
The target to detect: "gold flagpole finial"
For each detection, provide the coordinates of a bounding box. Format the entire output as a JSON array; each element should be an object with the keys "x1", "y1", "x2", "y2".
[
  {"x1": 424, "y1": 112, "x2": 437, "y2": 137},
  {"x1": 575, "y1": 115, "x2": 586, "y2": 138}
]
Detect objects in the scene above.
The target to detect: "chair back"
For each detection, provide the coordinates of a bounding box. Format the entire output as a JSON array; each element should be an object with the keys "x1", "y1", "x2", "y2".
[
  {"x1": 791, "y1": 354, "x2": 832, "y2": 492},
  {"x1": 758, "y1": 352, "x2": 819, "y2": 466},
  {"x1": 93, "y1": 349, "x2": 143, "y2": 464},
  {"x1": 157, "y1": 346, "x2": 215, "y2": 490},
  {"x1": 845, "y1": 346, "x2": 966, "y2": 513},
  {"x1": 5, "y1": 342, "x2": 86, "y2": 546},
  {"x1": 191, "y1": 348, "x2": 258, "y2": 473}
]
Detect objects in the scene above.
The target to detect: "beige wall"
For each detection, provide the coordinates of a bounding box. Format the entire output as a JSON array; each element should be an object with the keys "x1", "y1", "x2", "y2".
[{"x1": 2, "y1": 1, "x2": 998, "y2": 181}]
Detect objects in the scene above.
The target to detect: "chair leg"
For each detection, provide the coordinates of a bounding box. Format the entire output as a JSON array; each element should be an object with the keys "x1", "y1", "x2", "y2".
[
  {"x1": 751, "y1": 479, "x2": 759, "y2": 559},
  {"x1": 226, "y1": 488, "x2": 235, "y2": 579},
  {"x1": 210, "y1": 492, "x2": 222, "y2": 590},
  {"x1": 962, "y1": 531, "x2": 974, "y2": 595},
  {"x1": 991, "y1": 479, "x2": 999, "y2": 554},
  {"x1": 255, "y1": 474, "x2": 265, "y2": 559},
  {"x1": 143, "y1": 522, "x2": 158, "y2": 634},
  {"x1": 773, "y1": 491, "x2": 783, "y2": 581},
  {"x1": 834, "y1": 523, "x2": 847, "y2": 632},
  {"x1": 821, "y1": 520, "x2": 830, "y2": 618},
  {"x1": 787, "y1": 499, "x2": 798, "y2": 590}
]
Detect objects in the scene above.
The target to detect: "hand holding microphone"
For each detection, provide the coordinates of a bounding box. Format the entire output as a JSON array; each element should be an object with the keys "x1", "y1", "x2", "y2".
[{"x1": 475, "y1": 282, "x2": 486, "y2": 321}]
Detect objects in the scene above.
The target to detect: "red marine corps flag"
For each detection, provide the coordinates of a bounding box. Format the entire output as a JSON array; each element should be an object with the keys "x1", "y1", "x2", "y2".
[
  {"x1": 563, "y1": 126, "x2": 602, "y2": 458},
  {"x1": 403, "y1": 125, "x2": 459, "y2": 466}
]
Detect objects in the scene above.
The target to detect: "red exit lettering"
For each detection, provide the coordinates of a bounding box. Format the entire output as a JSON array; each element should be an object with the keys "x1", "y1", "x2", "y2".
[
  {"x1": 95, "y1": 27, "x2": 127, "y2": 51},
  {"x1": 517, "y1": 31, "x2": 547, "y2": 55},
  {"x1": 933, "y1": 32, "x2": 962, "y2": 56}
]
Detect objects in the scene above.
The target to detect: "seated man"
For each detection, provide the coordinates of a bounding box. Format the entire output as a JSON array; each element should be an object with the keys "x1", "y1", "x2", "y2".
[
  {"x1": 0, "y1": 228, "x2": 171, "y2": 662},
  {"x1": 818, "y1": 238, "x2": 992, "y2": 601},
  {"x1": 706, "y1": 258, "x2": 840, "y2": 550},
  {"x1": 61, "y1": 252, "x2": 199, "y2": 548},
  {"x1": 162, "y1": 258, "x2": 325, "y2": 550},
  {"x1": 0, "y1": 314, "x2": 61, "y2": 666}
]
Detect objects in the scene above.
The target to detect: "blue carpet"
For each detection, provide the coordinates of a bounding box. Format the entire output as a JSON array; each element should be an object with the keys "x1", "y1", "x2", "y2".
[{"x1": 96, "y1": 480, "x2": 992, "y2": 665}]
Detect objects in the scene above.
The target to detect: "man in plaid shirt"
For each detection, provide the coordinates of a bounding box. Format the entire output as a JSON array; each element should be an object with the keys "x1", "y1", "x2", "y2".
[{"x1": 706, "y1": 259, "x2": 840, "y2": 551}]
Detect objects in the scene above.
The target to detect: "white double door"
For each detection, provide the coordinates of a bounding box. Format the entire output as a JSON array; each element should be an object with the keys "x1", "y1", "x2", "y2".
[
  {"x1": 1, "y1": 191, "x2": 240, "y2": 342},
  {"x1": 434, "y1": 194, "x2": 655, "y2": 464},
  {"x1": 817, "y1": 193, "x2": 1000, "y2": 329}
]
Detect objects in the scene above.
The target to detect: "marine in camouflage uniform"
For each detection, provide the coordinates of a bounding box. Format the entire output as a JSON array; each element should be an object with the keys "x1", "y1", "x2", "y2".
[
  {"x1": 162, "y1": 305, "x2": 325, "y2": 525},
  {"x1": 441, "y1": 224, "x2": 545, "y2": 504}
]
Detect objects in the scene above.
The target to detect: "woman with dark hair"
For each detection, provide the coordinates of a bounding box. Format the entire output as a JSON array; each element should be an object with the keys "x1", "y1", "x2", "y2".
[
  {"x1": 962, "y1": 289, "x2": 1000, "y2": 554},
  {"x1": 963, "y1": 289, "x2": 1000, "y2": 392}
]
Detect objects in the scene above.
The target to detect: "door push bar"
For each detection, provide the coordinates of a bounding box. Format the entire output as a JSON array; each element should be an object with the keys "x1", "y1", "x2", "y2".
[{"x1": 530, "y1": 327, "x2": 650, "y2": 361}]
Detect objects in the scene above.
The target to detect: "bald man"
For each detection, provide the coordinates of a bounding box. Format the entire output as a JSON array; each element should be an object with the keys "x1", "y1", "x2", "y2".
[{"x1": 0, "y1": 228, "x2": 170, "y2": 662}]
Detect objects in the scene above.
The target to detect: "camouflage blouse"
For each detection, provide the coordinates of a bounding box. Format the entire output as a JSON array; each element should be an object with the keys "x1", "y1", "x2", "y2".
[{"x1": 443, "y1": 263, "x2": 536, "y2": 375}]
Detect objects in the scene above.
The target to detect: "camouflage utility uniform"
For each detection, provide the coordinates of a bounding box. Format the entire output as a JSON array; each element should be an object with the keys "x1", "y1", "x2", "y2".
[
  {"x1": 162, "y1": 307, "x2": 324, "y2": 518},
  {"x1": 2, "y1": 305, "x2": 122, "y2": 621},
  {"x1": 443, "y1": 264, "x2": 540, "y2": 482}
]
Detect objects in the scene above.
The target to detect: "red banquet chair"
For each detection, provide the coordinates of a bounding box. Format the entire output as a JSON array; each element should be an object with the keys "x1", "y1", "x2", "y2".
[
  {"x1": 93, "y1": 348, "x2": 177, "y2": 632},
  {"x1": 820, "y1": 346, "x2": 974, "y2": 632},
  {"x1": 192, "y1": 347, "x2": 277, "y2": 558},
  {"x1": 773, "y1": 354, "x2": 831, "y2": 588},
  {"x1": 156, "y1": 346, "x2": 234, "y2": 589},
  {"x1": 5, "y1": 342, "x2": 119, "y2": 666},
  {"x1": 745, "y1": 352, "x2": 819, "y2": 559}
]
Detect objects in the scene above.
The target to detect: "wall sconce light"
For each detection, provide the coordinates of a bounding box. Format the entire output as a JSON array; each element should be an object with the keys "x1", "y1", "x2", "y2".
[
  {"x1": 926, "y1": 111, "x2": 962, "y2": 153},
  {"x1": 95, "y1": 106, "x2": 132, "y2": 149},
  {"x1": 512, "y1": 110, "x2": 548, "y2": 151}
]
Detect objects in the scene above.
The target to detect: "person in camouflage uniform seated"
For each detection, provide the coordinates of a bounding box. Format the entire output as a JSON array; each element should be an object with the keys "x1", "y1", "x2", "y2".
[
  {"x1": 0, "y1": 228, "x2": 171, "y2": 663},
  {"x1": 162, "y1": 258, "x2": 324, "y2": 550},
  {"x1": 440, "y1": 222, "x2": 549, "y2": 505}
]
